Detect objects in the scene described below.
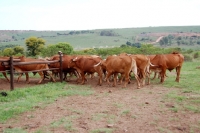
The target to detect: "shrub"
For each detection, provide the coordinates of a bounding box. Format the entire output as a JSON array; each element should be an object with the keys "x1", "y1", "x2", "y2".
[
  {"x1": 193, "y1": 52, "x2": 199, "y2": 59},
  {"x1": 183, "y1": 54, "x2": 193, "y2": 62}
]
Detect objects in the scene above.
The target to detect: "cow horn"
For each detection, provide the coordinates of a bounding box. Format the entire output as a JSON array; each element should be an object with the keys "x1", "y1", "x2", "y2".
[
  {"x1": 94, "y1": 61, "x2": 101, "y2": 67},
  {"x1": 149, "y1": 62, "x2": 157, "y2": 66},
  {"x1": 72, "y1": 57, "x2": 78, "y2": 61}
]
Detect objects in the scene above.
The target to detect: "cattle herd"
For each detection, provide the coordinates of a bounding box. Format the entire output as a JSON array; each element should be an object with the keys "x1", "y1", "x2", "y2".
[{"x1": 0, "y1": 52, "x2": 184, "y2": 89}]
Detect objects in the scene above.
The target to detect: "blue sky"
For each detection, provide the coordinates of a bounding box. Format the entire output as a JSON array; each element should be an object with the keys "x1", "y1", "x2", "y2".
[{"x1": 0, "y1": 0, "x2": 200, "y2": 30}]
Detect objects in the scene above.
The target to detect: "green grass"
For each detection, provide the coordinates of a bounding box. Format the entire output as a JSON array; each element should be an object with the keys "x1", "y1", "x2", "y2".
[
  {"x1": 90, "y1": 128, "x2": 114, "y2": 133},
  {"x1": 151, "y1": 61, "x2": 200, "y2": 113},
  {"x1": 160, "y1": 62, "x2": 200, "y2": 92},
  {"x1": 121, "y1": 110, "x2": 131, "y2": 116},
  {"x1": 0, "y1": 82, "x2": 94, "y2": 123},
  {"x1": 50, "y1": 117, "x2": 77, "y2": 132},
  {"x1": 3, "y1": 128, "x2": 27, "y2": 133}
]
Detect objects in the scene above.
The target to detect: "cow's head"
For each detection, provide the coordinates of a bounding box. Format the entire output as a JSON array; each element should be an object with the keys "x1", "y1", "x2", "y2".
[
  {"x1": 68, "y1": 57, "x2": 78, "y2": 68},
  {"x1": 72, "y1": 57, "x2": 78, "y2": 61}
]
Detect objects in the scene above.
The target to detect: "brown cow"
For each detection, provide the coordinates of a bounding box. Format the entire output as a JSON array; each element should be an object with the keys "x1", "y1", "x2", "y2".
[
  {"x1": 130, "y1": 54, "x2": 151, "y2": 86},
  {"x1": 148, "y1": 54, "x2": 169, "y2": 80},
  {"x1": 148, "y1": 54, "x2": 159, "y2": 79},
  {"x1": 48, "y1": 54, "x2": 79, "y2": 81},
  {"x1": 119, "y1": 53, "x2": 151, "y2": 86},
  {"x1": 14, "y1": 56, "x2": 55, "y2": 84},
  {"x1": 68, "y1": 56, "x2": 103, "y2": 85},
  {"x1": 0, "y1": 57, "x2": 10, "y2": 82},
  {"x1": 150, "y1": 52, "x2": 184, "y2": 83},
  {"x1": 101, "y1": 55, "x2": 140, "y2": 88}
]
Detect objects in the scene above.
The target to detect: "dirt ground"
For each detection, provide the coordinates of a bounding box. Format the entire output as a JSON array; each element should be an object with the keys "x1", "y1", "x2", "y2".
[{"x1": 0, "y1": 76, "x2": 200, "y2": 133}]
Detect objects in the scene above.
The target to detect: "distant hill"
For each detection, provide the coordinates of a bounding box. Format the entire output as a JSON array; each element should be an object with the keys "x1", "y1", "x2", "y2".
[{"x1": 1, "y1": 26, "x2": 200, "y2": 50}]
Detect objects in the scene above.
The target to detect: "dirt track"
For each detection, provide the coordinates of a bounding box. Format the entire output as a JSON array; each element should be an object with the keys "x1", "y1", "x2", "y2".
[{"x1": 0, "y1": 76, "x2": 200, "y2": 133}]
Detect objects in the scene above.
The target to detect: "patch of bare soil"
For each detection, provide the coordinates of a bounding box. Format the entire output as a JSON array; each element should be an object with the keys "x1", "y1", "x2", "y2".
[{"x1": 0, "y1": 76, "x2": 200, "y2": 133}]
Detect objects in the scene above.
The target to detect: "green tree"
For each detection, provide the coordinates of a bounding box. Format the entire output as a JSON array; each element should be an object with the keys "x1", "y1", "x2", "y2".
[
  {"x1": 41, "y1": 45, "x2": 57, "y2": 57},
  {"x1": 55, "y1": 42, "x2": 73, "y2": 54},
  {"x1": 177, "y1": 40, "x2": 181, "y2": 46},
  {"x1": 163, "y1": 37, "x2": 169, "y2": 44},
  {"x1": 13, "y1": 46, "x2": 24, "y2": 55},
  {"x1": 41, "y1": 42, "x2": 73, "y2": 57},
  {"x1": 3, "y1": 48, "x2": 14, "y2": 56},
  {"x1": 159, "y1": 39, "x2": 165, "y2": 46},
  {"x1": 160, "y1": 37, "x2": 168, "y2": 45},
  {"x1": 25, "y1": 37, "x2": 45, "y2": 56}
]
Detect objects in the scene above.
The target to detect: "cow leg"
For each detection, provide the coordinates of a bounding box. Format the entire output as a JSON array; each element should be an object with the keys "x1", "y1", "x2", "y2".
[
  {"x1": 175, "y1": 67, "x2": 181, "y2": 82},
  {"x1": 84, "y1": 72, "x2": 88, "y2": 82},
  {"x1": 74, "y1": 70, "x2": 81, "y2": 82},
  {"x1": 80, "y1": 72, "x2": 86, "y2": 85},
  {"x1": 47, "y1": 71, "x2": 56, "y2": 82},
  {"x1": 105, "y1": 72, "x2": 112, "y2": 86},
  {"x1": 37, "y1": 71, "x2": 44, "y2": 84},
  {"x1": 17, "y1": 73, "x2": 23, "y2": 82},
  {"x1": 145, "y1": 65, "x2": 151, "y2": 85},
  {"x1": 53, "y1": 71, "x2": 59, "y2": 79},
  {"x1": 152, "y1": 72, "x2": 157, "y2": 80},
  {"x1": 132, "y1": 68, "x2": 141, "y2": 89},
  {"x1": 123, "y1": 73, "x2": 129, "y2": 88},
  {"x1": 43, "y1": 71, "x2": 50, "y2": 80},
  {"x1": 2, "y1": 72, "x2": 9, "y2": 82},
  {"x1": 146, "y1": 72, "x2": 150, "y2": 85},
  {"x1": 119, "y1": 73, "x2": 125, "y2": 85},
  {"x1": 140, "y1": 69, "x2": 146, "y2": 86},
  {"x1": 96, "y1": 68, "x2": 103, "y2": 86},
  {"x1": 113, "y1": 73, "x2": 118, "y2": 87},
  {"x1": 25, "y1": 73, "x2": 30, "y2": 84},
  {"x1": 160, "y1": 69, "x2": 166, "y2": 83}
]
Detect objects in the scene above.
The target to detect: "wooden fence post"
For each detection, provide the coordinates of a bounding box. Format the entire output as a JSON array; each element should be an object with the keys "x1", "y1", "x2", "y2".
[
  {"x1": 9, "y1": 56, "x2": 14, "y2": 91},
  {"x1": 58, "y1": 51, "x2": 63, "y2": 82}
]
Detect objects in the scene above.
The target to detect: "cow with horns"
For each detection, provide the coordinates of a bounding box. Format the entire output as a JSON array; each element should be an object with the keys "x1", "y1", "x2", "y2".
[
  {"x1": 97, "y1": 55, "x2": 141, "y2": 88},
  {"x1": 68, "y1": 55, "x2": 103, "y2": 85},
  {"x1": 150, "y1": 52, "x2": 184, "y2": 83}
]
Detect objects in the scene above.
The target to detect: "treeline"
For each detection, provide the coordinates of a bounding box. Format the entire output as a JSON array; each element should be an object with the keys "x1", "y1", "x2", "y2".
[
  {"x1": 57, "y1": 30, "x2": 94, "y2": 36},
  {"x1": 159, "y1": 34, "x2": 200, "y2": 46},
  {"x1": 100, "y1": 30, "x2": 118, "y2": 36}
]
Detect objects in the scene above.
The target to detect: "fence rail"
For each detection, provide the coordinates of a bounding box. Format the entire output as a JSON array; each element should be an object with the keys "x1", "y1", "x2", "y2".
[{"x1": 0, "y1": 52, "x2": 63, "y2": 90}]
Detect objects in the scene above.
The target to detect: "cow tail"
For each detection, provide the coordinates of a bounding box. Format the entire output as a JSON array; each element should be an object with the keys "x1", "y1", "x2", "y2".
[{"x1": 146, "y1": 58, "x2": 151, "y2": 74}]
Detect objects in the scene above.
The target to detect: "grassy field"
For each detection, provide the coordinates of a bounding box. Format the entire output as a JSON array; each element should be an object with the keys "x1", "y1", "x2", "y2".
[
  {"x1": 150, "y1": 61, "x2": 200, "y2": 113},
  {"x1": 0, "y1": 82, "x2": 94, "y2": 123},
  {"x1": 1, "y1": 26, "x2": 200, "y2": 50},
  {"x1": 0, "y1": 61, "x2": 200, "y2": 123}
]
